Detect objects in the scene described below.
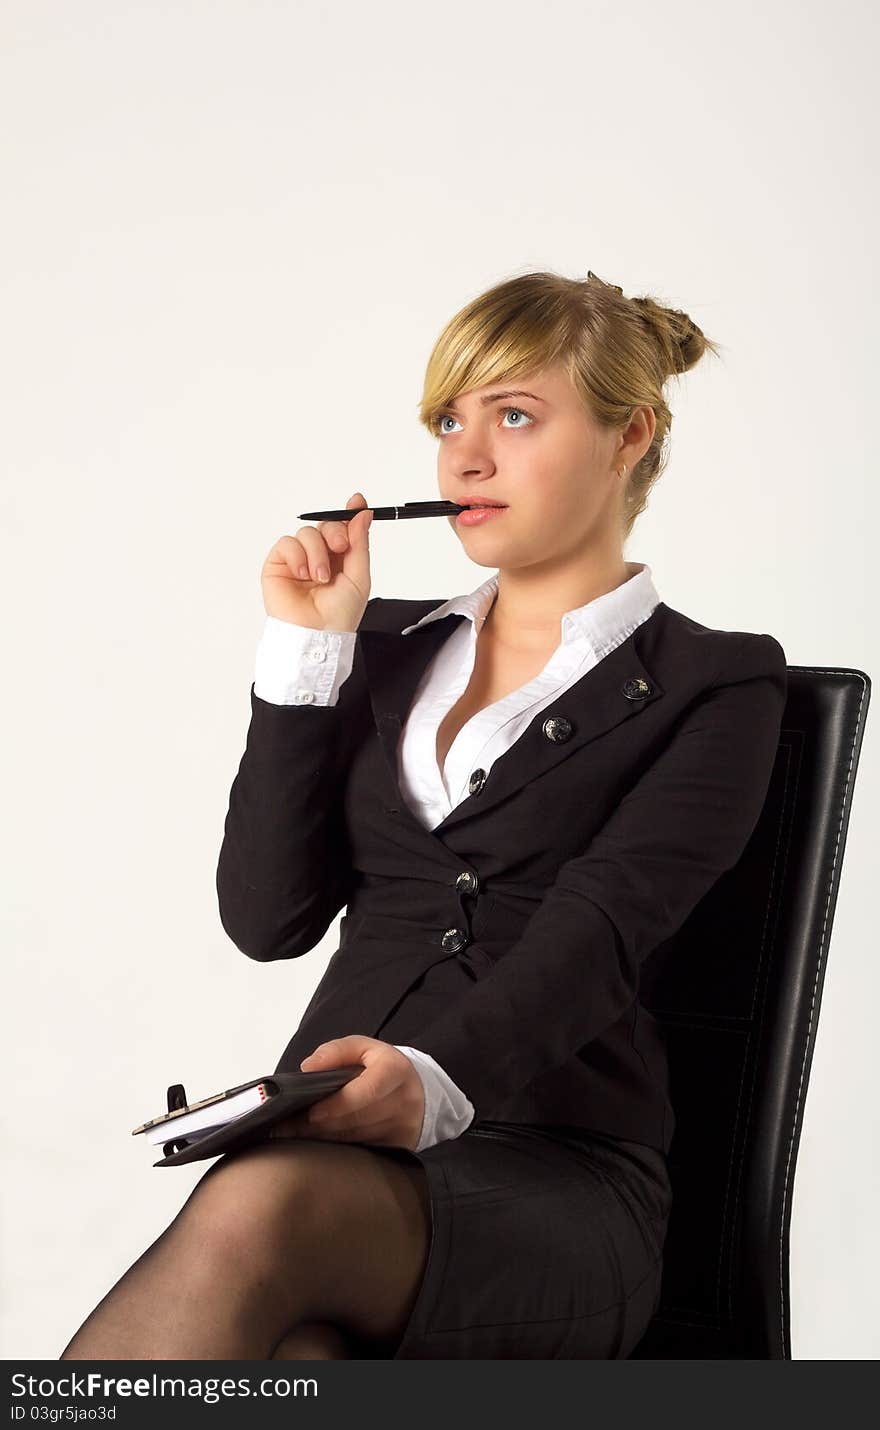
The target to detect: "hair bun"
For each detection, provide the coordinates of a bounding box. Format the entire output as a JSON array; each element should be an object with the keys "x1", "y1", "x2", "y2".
[{"x1": 586, "y1": 270, "x2": 624, "y2": 295}]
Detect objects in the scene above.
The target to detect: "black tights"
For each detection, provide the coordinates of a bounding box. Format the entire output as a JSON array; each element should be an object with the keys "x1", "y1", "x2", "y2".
[{"x1": 59, "y1": 1138, "x2": 432, "y2": 1361}]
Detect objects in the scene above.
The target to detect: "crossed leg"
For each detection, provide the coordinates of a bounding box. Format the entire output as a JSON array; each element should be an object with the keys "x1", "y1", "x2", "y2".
[
  {"x1": 271, "y1": 1320, "x2": 356, "y2": 1360},
  {"x1": 59, "y1": 1138, "x2": 432, "y2": 1361}
]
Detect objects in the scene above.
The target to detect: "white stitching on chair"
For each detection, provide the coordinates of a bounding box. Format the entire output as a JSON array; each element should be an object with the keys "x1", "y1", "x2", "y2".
[{"x1": 777, "y1": 669, "x2": 868, "y2": 1357}]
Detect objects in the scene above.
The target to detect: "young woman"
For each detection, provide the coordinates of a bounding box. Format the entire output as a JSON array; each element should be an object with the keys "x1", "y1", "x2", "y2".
[{"x1": 60, "y1": 269, "x2": 787, "y2": 1360}]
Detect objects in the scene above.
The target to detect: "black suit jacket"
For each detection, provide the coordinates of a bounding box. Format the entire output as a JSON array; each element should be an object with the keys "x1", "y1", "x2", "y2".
[{"x1": 216, "y1": 596, "x2": 787, "y2": 1154}]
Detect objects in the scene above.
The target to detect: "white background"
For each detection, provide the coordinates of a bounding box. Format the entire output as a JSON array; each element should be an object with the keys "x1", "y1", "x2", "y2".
[{"x1": 2, "y1": 0, "x2": 877, "y2": 1360}]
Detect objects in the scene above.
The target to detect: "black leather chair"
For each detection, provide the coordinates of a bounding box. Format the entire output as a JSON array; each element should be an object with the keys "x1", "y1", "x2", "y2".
[{"x1": 629, "y1": 662, "x2": 872, "y2": 1359}]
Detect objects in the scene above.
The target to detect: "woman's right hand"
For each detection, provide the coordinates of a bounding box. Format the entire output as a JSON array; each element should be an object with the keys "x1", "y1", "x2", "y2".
[{"x1": 261, "y1": 492, "x2": 374, "y2": 632}]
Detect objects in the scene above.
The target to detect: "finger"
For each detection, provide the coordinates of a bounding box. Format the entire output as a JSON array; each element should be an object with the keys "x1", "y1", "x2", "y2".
[
  {"x1": 308, "y1": 1079, "x2": 401, "y2": 1128},
  {"x1": 298, "y1": 1040, "x2": 400, "y2": 1120},
  {"x1": 342, "y1": 493, "x2": 372, "y2": 578},
  {"x1": 299, "y1": 1035, "x2": 379, "y2": 1069},
  {"x1": 265, "y1": 535, "x2": 312, "y2": 581},
  {"x1": 304, "y1": 1075, "x2": 392, "y2": 1127},
  {"x1": 314, "y1": 1053, "x2": 406, "y2": 1116},
  {"x1": 275, "y1": 1077, "x2": 384, "y2": 1131},
  {"x1": 295, "y1": 1111, "x2": 402, "y2": 1144},
  {"x1": 316, "y1": 493, "x2": 366, "y2": 554},
  {"x1": 294, "y1": 526, "x2": 336, "y2": 583}
]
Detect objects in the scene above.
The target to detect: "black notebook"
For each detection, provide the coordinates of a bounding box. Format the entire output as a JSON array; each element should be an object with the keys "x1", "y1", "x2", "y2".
[{"x1": 131, "y1": 1067, "x2": 364, "y2": 1167}]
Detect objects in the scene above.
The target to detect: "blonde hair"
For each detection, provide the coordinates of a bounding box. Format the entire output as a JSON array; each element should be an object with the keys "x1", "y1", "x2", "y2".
[{"x1": 418, "y1": 269, "x2": 722, "y2": 540}]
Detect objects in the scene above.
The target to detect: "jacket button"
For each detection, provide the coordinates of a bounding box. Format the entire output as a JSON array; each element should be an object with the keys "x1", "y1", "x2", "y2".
[
  {"x1": 455, "y1": 870, "x2": 479, "y2": 894},
  {"x1": 621, "y1": 676, "x2": 653, "y2": 700},
  {"x1": 468, "y1": 768, "x2": 487, "y2": 795},
  {"x1": 542, "y1": 715, "x2": 573, "y2": 743},
  {"x1": 441, "y1": 927, "x2": 468, "y2": 952}
]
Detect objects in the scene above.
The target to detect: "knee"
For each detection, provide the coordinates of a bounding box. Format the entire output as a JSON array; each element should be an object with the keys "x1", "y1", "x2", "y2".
[{"x1": 272, "y1": 1321, "x2": 354, "y2": 1360}]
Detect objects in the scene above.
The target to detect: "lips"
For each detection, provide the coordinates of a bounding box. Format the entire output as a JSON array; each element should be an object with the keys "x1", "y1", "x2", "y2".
[{"x1": 463, "y1": 499, "x2": 508, "y2": 508}]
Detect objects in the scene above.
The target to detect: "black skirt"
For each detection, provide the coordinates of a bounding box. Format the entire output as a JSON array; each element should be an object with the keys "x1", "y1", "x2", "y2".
[{"x1": 375, "y1": 1119, "x2": 673, "y2": 1360}]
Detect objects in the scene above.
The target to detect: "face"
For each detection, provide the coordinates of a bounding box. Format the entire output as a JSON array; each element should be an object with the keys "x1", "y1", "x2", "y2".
[{"x1": 434, "y1": 363, "x2": 639, "y2": 573}]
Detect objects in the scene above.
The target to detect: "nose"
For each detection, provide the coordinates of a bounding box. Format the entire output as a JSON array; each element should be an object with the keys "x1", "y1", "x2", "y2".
[{"x1": 444, "y1": 436, "x2": 496, "y2": 480}]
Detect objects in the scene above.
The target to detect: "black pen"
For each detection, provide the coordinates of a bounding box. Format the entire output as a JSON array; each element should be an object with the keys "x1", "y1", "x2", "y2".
[{"x1": 297, "y1": 500, "x2": 469, "y2": 521}]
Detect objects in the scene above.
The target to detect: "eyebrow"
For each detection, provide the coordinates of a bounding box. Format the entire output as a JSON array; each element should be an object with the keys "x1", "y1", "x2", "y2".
[{"x1": 442, "y1": 389, "x2": 549, "y2": 410}]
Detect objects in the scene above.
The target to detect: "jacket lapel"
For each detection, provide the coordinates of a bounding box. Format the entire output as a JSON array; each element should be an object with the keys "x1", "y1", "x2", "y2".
[{"x1": 358, "y1": 602, "x2": 666, "y2": 836}]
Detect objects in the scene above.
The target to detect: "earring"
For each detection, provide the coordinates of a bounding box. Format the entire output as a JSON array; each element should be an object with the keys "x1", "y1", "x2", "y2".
[{"x1": 618, "y1": 464, "x2": 627, "y2": 478}]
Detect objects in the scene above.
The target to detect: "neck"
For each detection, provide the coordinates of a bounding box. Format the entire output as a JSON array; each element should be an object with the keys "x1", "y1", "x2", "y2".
[{"x1": 483, "y1": 552, "x2": 639, "y2": 652}]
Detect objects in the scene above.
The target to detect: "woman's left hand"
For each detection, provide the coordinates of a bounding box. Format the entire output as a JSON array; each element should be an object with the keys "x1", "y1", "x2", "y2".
[{"x1": 266, "y1": 1036, "x2": 426, "y2": 1152}]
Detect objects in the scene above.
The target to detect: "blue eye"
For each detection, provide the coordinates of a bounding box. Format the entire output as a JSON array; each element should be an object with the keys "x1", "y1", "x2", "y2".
[
  {"x1": 500, "y1": 406, "x2": 535, "y2": 429},
  {"x1": 435, "y1": 405, "x2": 535, "y2": 436}
]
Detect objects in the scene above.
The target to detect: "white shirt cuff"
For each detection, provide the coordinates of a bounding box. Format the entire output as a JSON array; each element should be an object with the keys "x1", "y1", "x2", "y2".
[
  {"x1": 254, "y1": 615, "x2": 357, "y2": 705},
  {"x1": 394, "y1": 1045, "x2": 476, "y2": 1152}
]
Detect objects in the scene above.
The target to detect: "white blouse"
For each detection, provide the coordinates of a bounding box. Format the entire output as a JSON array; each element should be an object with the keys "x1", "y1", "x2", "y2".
[{"x1": 253, "y1": 562, "x2": 661, "y2": 1152}]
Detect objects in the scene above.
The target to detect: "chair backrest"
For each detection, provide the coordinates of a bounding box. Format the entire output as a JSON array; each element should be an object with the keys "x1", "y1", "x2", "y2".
[{"x1": 630, "y1": 663, "x2": 872, "y2": 1359}]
